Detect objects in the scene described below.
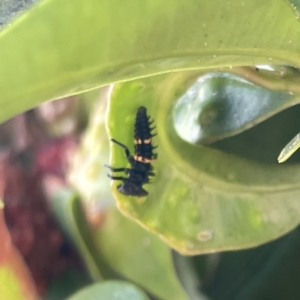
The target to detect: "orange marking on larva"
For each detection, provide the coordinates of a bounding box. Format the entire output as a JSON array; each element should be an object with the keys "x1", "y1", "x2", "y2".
[
  {"x1": 134, "y1": 139, "x2": 143, "y2": 144},
  {"x1": 142, "y1": 158, "x2": 153, "y2": 163},
  {"x1": 142, "y1": 138, "x2": 152, "y2": 144},
  {"x1": 134, "y1": 155, "x2": 142, "y2": 161},
  {"x1": 134, "y1": 155, "x2": 153, "y2": 164}
]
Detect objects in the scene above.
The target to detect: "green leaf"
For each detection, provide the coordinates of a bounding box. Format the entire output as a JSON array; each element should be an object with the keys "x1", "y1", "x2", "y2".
[
  {"x1": 67, "y1": 281, "x2": 150, "y2": 300},
  {"x1": 44, "y1": 267, "x2": 92, "y2": 300},
  {"x1": 1, "y1": 0, "x2": 300, "y2": 122},
  {"x1": 174, "y1": 71, "x2": 299, "y2": 144},
  {"x1": 172, "y1": 252, "x2": 209, "y2": 300},
  {"x1": 284, "y1": 0, "x2": 300, "y2": 18},
  {"x1": 278, "y1": 132, "x2": 300, "y2": 163},
  {"x1": 51, "y1": 189, "x2": 111, "y2": 281},
  {"x1": 107, "y1": 72, "x2": 300, "y2": 254},
  {"x1": 96, "y1": 208, "x2": 189, "y2": 300}
]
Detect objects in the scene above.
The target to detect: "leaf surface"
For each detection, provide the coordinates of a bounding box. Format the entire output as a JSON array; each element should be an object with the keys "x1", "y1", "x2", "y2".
[
  {"x1": 1, "y1": 0, "x2": 300, "y2": 122},
  {"x1": 107, "y1": 72, "x2": 300, "y2": 254}
]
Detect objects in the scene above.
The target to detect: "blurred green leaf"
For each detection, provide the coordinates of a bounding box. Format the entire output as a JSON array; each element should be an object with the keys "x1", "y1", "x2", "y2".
[
  {"x1": 1, "y1": 0, "x2": 300, "y2": 122},
  {"x1": 0, "y1": 200, "x2": 38, "y2": 300},
  {"x1": 172, "y1": 252, "x2": 209, "y2": 300},
  {"x1": 68, "y1": 91, "x2": 112, "y2": 205},
  {"x1": 51, "y1": 189, "x2": 111, "y2": 281},
  {"x1": 44, "y1": 267, "x2": 91, "y2": 300},
  {"x1": 198, "y1": 225, "x2": 300, "y2": 300},
  {"x1": 278, "y1": 132, "x2": 300, "y2": 163},
  {"x1": 96, "y1": 207, "x2": 189, "y2": 300},
  {"x1": 107, "y1": 72, "x2": 300, "y2": 254},
  {"x1": 67, "y1": 281, "x2": 150, "y2": 300}
]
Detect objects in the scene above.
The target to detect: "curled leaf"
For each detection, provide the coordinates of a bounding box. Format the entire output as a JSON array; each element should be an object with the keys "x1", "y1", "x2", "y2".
[
  {"x1": 173, "y1": 72, "x2": 298, "y2": 144},
  {"x1": 106, "y1": 72, "x2": 300, "y2": 254}
]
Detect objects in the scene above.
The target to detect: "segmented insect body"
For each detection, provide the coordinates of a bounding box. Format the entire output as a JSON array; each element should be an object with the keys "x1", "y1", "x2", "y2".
[{"x1": 105, "y1": 106, "x2": 157, "y2": 197}]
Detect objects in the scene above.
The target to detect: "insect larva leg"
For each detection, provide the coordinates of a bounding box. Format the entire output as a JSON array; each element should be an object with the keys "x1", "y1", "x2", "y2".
[
  {"x1": 104, "y1": 165, "x2": 128, "y2": 172},
  {"x1": 107, "y1": 174, "x2": 127, "y2": 181},
  {"x1": 111, "y1": 139, "x2": 131, "y2": 158}
]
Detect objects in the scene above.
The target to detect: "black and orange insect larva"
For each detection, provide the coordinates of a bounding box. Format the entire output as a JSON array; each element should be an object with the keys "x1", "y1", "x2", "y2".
[{"x1": 105, "y1": 106, "x2": 157, "y2": 197}]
